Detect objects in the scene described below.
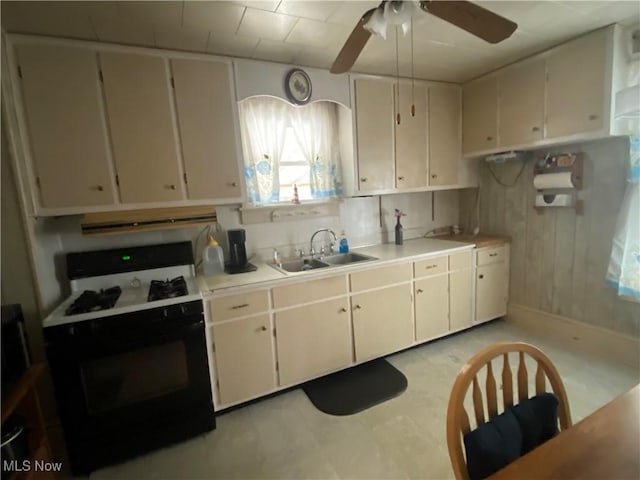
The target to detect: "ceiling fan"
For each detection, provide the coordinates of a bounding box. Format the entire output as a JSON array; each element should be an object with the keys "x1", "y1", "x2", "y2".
[{"x1": 330, "y1": 0, "x2": 518, "y2": 74}]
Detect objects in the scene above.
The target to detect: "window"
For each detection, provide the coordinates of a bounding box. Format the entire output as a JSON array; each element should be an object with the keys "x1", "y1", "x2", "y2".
[{"x1": 239, "y1": 96, "x2": 342, "y2": 205}]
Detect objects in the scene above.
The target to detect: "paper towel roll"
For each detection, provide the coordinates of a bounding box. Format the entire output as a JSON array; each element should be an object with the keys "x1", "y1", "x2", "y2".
[{"x1": 533, "y1": 172, "x2": 575, "y2": 189}]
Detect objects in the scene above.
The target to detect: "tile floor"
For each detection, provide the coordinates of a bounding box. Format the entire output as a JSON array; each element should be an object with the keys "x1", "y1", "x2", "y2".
[{"x1": 90, "y1": 319, "x2": 639, "y2": 480}]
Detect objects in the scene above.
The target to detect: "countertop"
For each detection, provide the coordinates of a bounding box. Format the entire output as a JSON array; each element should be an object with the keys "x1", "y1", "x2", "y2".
[
  {"x1": 434, "y1": 233, "x2": 511, "y2": 248},
  {"x1": 199, "y1": 237, "x2": 475, "y2": 293}
]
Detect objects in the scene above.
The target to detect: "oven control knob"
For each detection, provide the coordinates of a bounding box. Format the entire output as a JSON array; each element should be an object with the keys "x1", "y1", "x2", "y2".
[{"x1": 130, "y1": 277, "x2": 142, "y2": 289}]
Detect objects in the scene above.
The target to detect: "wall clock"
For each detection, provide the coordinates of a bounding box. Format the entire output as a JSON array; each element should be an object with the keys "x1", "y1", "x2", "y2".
[{"x1": 284, "y1": 68, "x2": 312, "y2": 105}]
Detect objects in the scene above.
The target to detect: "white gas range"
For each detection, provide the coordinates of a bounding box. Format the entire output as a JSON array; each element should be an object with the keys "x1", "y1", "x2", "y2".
[
  {"x1": 42, "y1": 241, "x2": 215, "y2": 475},
  {"x1": 43, "y1": 264, "x2": 203, "y2": 327}
]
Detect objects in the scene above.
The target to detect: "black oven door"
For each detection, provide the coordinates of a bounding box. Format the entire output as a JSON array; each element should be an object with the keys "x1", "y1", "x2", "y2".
[{"x1": 45, "y1": 300, "x2": 213, "y2": 441}]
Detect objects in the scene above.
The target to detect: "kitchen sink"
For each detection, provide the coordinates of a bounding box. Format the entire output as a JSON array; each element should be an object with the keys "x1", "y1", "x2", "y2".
[
  {"x1": 270, "y1": 252, "x2": 378, "y2": 274},
  {"x1": 320, "y1": 252, "x2": 377, "y2": 265},
  {"x1": 273, "y1": 258, "x2": 330, "y2": 273}
]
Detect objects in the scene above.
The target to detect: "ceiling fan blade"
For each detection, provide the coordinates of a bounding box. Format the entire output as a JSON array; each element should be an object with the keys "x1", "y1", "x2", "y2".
[
  {"x1": 330, "y1": 8, "x2": 376, "y2": 74},
  {"x1": 420, "y1": 1, "x2": 517, "y2": 44}
]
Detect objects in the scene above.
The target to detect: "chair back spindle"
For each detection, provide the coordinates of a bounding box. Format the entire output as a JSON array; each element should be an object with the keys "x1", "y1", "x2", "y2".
[
  {"x1": 472, "y1": 377, "x2": 485, "y2": 426},
  {"x1": 485, "y1": 362, "x2": 498, "y2": 419},
  {"x1": 502, "y1": 353, "x2": 513, "y2": 409},
  {"x1": 517, "y1": 351, "x2": 529, "y2": 401}
]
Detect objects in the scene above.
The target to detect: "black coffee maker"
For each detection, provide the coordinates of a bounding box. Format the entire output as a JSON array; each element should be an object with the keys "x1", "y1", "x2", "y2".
[{"x1": 225, "y1": 229, "x2": 257, "y2": 274}]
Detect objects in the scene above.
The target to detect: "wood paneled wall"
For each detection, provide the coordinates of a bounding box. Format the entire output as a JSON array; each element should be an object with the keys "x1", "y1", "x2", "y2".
[{"x1": 460, "y1": 137, "x2": 640, "y2": 337}]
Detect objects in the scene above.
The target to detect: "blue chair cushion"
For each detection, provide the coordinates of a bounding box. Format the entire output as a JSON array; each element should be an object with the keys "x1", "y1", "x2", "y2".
[
  {"x1": 463, "y1": 393, "x2": 560, "y2": 480},
  {"x1": 510, "y1": 392, "x2": 559, "y2": 454},
  {"x1": 463, "y1": 408, "x2": 522, "y2": 480}
]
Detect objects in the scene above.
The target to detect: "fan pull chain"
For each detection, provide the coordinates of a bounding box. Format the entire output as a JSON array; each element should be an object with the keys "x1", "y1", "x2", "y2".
[
  {"x1": 395, "y1": 26, "x2": 401, "y2": 125},
  {"x1": 411, "y1": 17, "x2": 415, "y2": 117}
]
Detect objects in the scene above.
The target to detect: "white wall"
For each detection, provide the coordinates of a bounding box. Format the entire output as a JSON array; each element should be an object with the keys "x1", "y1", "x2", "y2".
[{"x1": 32, "y1": 190, "x2": 461, "y2": 310}]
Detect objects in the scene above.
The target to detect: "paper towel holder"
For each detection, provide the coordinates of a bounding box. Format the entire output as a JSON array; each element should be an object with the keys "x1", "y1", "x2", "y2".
[
  {"x1": 533, "y1": 153, "x2": 583, "y2": 189},
  {"x1": 533, "y1": 153, "x2": 584, "y2": 215}
]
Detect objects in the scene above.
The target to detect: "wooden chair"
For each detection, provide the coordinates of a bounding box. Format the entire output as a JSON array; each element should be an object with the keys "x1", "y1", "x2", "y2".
[{"x1": 446, "y1": 342, "x2": 572, "y2": 480}]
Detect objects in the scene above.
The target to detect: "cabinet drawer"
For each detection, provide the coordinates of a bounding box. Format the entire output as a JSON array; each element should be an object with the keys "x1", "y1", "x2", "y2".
[
  {"x1": 272, "y1": 275, "x2": 347, "y2": 309},
  {"x1": 414, "y1": 256, "x2": 448, "y2": 278},
  {"x1": 477, "y1": 246, "x2": 506, "y2": 266},
  {"x1": 350, "y1": 263, "x2": 412, "y2": 292},
  {"x1": 449, "y1": 251, "x2": 473, "y2": 271},
  {"x1": 210, "y1": 290, "x2": 269, "y2": 322}
]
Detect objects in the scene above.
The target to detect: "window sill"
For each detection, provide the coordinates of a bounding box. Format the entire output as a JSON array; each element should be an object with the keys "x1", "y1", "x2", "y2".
[{"x1": 239, "y1": 200, "x2": 341, "y2": 225}]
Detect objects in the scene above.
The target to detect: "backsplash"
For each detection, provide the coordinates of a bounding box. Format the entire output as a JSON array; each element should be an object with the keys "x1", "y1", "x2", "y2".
[{"x1": 34, "y1": 190, "x2": 460, "y2": 311}]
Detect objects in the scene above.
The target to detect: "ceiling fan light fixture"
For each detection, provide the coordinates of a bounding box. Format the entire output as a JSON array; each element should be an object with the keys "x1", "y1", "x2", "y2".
[
  {"x1": 363, "y1": 7, "x2": 388, "y2": 39},
  {"x1": 384, "y1": 0, "x2": 419, "y2": 26}
]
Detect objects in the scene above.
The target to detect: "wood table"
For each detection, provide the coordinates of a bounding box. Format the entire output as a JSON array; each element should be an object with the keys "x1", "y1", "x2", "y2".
[{"x1": 488, "y1": 384, "x2": 640, "y2": 479}]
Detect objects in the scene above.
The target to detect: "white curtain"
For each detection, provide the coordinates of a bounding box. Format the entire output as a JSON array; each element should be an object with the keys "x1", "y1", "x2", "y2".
[
  {"x1": 289, "y1": 102, "x2": 342, "y2": 198},
  {"x1": 239, "y1": 97, "x2": 289, "y2": 203},
  {"x1": 606, "y1": 136, "x2": 640, "y2": 301}
]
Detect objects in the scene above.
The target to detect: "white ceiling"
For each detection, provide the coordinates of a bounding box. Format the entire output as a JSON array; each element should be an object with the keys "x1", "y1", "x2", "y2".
[{"x1": 2, "y1": 1, "x2": 639, "y2": 83}]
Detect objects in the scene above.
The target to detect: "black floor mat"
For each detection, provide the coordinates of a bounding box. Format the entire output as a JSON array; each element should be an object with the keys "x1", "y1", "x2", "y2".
[{"x1": 302, "y1": 358, "x2": 408, "y2": 416}]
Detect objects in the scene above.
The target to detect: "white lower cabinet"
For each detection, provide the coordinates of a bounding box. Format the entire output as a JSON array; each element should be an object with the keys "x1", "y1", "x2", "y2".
[
  {"x1": 211, "y1": 313, "x2": 276, "y2": 405},
  {"x1": 475, "y1": 245, "x2": 510, "y2": 323},
  {"x1": 475, "y1": 263, "x2": 508, "y2": 322},
  {"x1": 415, "y1": 275, "x2": 449, "y2": 341},
  {"x1": 449, "y1": 251, "x2": 474, "y2": 331},
  {"x1": 275, "y1": 298, "x2": 352, "y2": 387},
  {"x1": 352, "y1": 284, "x2": 413, "y2": 362},
  {"x1": 207, "y1": 245, "x2": 508, "y2": 408},
  {"x1": 450, "y1": 269, "x2": 473, "y2": 330}
]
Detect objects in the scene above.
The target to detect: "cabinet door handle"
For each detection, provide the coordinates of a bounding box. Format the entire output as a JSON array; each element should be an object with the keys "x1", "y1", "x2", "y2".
[
  {"x1": 166, "y1": 184, "x2": 177, "y2": 190},
  {"x1": 228, "y1": 181, "x2": 238, "y2": 187},
  {"x1": 231, "y1": 303, "x2": 249, "y2": 310},
  {"x1": 588, "y1": 114, "x2": 598, "y2": 121},
  {"x1": 90, "y1": 185, "x2": 104, "y2": 192},
  {"x1": 417, "y1": 288, "x2": 424, "y2": 293},
  {"x1": 431, "y1": 174, "x2": 437, "y2": 179},
  {"x1": 360, "y1": 178, "x2": 367, "y2": 182},
  {"x1": 339, "y1": 307, "x2": 347, "y2": 313},
  {"x1": 486, "y1": 136, "x2": 493, "y2": 141},
  {"x1": 489, "y1": 253, "x2": 498, "y2": 257},
  {"x1": 532, "y1": 126, "x2": 540, "y2": 132},
  {"x1": 425, "y1": 264, "x2": 437, "y2": 269},
  {"x1": 398, "y1": 176, "x2": 405, "y2": 181},
  {"x1": 354, "y1": 304, "x2": 362, "y2": 310},
  {"x1": 479, "y1": 274, "x2": 484, "y2": 279},
  {"x1": 260, "y1": 326, "x2": 267, "y2": 331}
]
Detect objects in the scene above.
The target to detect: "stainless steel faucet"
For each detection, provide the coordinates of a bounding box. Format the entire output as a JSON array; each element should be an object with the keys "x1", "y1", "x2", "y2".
[{"x1": 309, "y1": 229, "x2": 337, "y2": 258}]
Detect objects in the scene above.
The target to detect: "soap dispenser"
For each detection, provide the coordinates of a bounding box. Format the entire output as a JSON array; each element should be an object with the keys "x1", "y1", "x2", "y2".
[
  {"x1": 338, "y1": 231, "x2": 349, "y2": 253},
  {"x1": 202, "y1": 236, "x2": 225, "y2": 276}
]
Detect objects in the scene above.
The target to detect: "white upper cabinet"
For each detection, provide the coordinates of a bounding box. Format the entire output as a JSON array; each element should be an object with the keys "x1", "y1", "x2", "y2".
[
  {"x1": 171, "y1": 58, "x2": 242, "y2": 201},
  {"x1": 462, "y1": 25, "x2": 621, "y2": 156},
  {"x1": 16, "y1": 44, "x2": 115, "y2": 209},
  {"x1": 100, "y1": 52, "x2": 184, "y2": 204},
  {"x1": 429, "y1": 85, "x2": 461, "y2": 186},
  {"x1": 350, "y1": 76, "x2": 462, "y2": 194},
  {"x1": 395, "y1": 83, "x2": 427, "y2": 189},
  {"x1": 498, "y1": 58, "x2": 545, "y2": 147},
  {"x1": 463, "y1": 76, "x2": 498, "y2": 154},
  {"x1": 546, "y1": 28, "x2": 608, "y2": 138},
  {"x1": 354, "y1": 78, "x2": 395, "y2": 191}
]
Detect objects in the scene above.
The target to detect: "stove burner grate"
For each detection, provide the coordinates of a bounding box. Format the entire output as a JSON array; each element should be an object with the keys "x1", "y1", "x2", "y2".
[
  {"x1": 148, "y1": 276, "x2": 188, "y2": 302},
  {"x1": 65, "y1": 286, "x2": 122, "y2": 316}
]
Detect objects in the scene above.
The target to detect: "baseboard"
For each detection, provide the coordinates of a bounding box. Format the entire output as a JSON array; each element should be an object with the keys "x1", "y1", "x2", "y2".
[{"x1": 506, "y1": 303, "x2": 640, "y2": 368}]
